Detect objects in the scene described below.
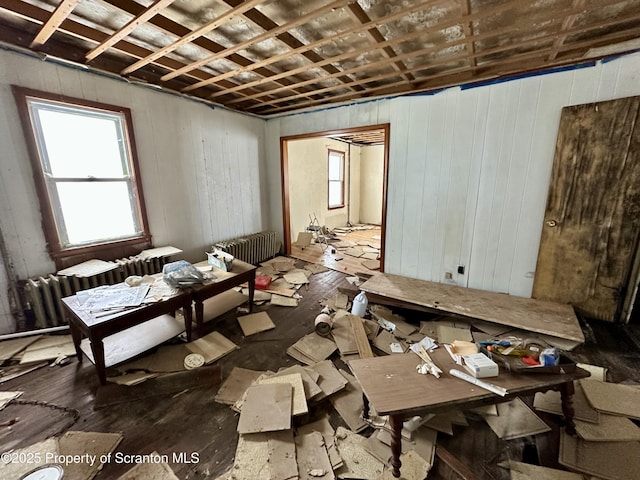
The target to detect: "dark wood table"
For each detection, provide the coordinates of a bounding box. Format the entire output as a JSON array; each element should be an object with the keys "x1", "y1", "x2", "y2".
[
  {"x1": 349, "y1": 349, "x2": 590, "y2": 478},
  {"x1": 191, "y1": 259, "x2": 257, "y2": 335},
  {"x1": 63, "y1": 288, "x2": 193, "y2": 385}
]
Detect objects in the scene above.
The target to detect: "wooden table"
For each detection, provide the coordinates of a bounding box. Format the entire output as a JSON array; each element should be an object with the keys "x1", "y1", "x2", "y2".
[
  {"x1": 191, "y1": 259, "x2": 257, "y2": 335},
  {"x1": 63, "y1": 289, "x2": 193, "y2": 385},
  {"x1": 349, "y1": 349, "x2": 590, "y2": 478}
]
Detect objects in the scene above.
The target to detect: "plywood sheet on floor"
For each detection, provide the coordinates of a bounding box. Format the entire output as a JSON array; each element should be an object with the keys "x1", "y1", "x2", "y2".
[
  {"x1": 215, "y1": 367, "x2": 264, "y2": 405},
  {"x1": 20, "y1": 335, "x2": 75, "y2": 363},
  {"x1": 237, "y1": 383, "x2": 292, "y2": 434},
  {"x1": 559, "y1": 430, "x2": 640, "y2": 480},
  {"x1": 310, "y1": 360, "x2": 348, "y2": 398},
  {"x1": 288, "y1": 333, "x2": 337, "y2": 364},
  {"x1": 0, "y1": 335, "x2": 42, "y2": 362},
  {"x1": 258, "y1": 372, "x2": 308, "y2": 416},
  {"x1": 360, "y1": 273, "x2": 584, "y2": 343},
  {"x1": 297, "y1": 415, "x2": 342, "y2": 470},
  {"x1": 580, "y1": 379, "x2": 640, "y2": 419},
  {"x1": 237, "y1": 311, "x2": 276, "y2": 336}
]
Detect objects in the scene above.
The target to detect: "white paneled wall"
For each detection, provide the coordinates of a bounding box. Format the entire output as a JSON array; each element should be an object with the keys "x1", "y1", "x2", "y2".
[
  {"x1": 0, "y1": 49, "x2": 267, "y2": 333},
  {"x1": 266, "y1": 52, "x2": 640, "y2": 298}
]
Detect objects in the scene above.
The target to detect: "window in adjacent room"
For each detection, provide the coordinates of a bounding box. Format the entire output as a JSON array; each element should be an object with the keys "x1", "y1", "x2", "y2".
[
  {"x1": 328, "y1": 149, "x2": 345, "y2": 209},
  {"x1": 12, "y1": 86, "x2": 150, "y2": 263}
]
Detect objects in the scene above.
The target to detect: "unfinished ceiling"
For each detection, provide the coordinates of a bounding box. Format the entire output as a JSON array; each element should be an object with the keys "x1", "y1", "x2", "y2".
[{"x1": 1, "y1": 0, "x2": 639, "y2": 117}]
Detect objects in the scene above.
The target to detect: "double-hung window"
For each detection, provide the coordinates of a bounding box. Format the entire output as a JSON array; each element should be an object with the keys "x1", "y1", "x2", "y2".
[
  {"x1": 12, "y1": 86, "x2": 150, "y2": 266},
  {"x1": 328, "y1": 149, "x2": 345, "y2": 209}
]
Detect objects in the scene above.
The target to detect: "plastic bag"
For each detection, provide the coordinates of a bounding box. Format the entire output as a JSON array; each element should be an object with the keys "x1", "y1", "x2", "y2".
[{"x1": 162, "y1": 260, "x2": 205, "y2": 288}]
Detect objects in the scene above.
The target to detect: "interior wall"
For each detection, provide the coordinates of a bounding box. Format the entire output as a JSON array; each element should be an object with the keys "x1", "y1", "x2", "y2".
[
  {"x1": 359, "y1": 144, "x2": 384, "y2": 224},
  {"x1": 0, "y1": 49, "x2": 267, "y2": 333},
  {"x1": 266, "y1": 52, "x2": 640, "y2": 298},
  {"x1": 287, "y1": 137, "x2": 359, "y2": 242}
]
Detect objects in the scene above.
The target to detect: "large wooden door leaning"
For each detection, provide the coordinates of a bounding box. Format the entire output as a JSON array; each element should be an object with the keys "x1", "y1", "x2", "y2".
[{"x1": 533, "y1": 96, "x2": 640, "y2": 322}]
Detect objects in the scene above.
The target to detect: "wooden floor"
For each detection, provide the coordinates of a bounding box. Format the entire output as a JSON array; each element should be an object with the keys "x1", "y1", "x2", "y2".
[
  {"x1": 290, "y1": 225, "x2": 382, "y2": 277},
  {"x1": 2, "y1": 260, "x2": 640, "y2": 480}
]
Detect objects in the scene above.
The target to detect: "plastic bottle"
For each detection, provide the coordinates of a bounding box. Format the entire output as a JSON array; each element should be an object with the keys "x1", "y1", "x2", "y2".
[{"x1": 351, "y1": 291, "x2": 368, "y2": 317}]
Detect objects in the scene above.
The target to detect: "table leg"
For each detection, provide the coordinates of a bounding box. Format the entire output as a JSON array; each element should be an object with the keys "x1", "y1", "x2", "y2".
[
  {"x1": 560, "y1": 380, "x2": 577, "y2": 435},
  {"x1": 389, "y1": 414, "x2": 403, "y2": 478},
  {"x1": 183, "y1": 303, "x2": 193, "y2": 342},
  {"x1": 89, "y1": 336, "x2": 107, "y2": 385},
  {"x1": 248, "y1": 273, "x2": 255, "y2": 313},
  {"x1": 68, "y1": 321, "x2": 83, "y2": 362},
  {"x1": 194, "y1": 301, "x2": 204, "y2": 337}
]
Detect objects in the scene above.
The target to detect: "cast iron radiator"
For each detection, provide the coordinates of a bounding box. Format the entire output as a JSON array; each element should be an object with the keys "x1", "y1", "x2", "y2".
[
  {"x1": 22, "y1": 255, "x2": 170, "y2": 329},
  {"x1": 212, "y1": 231, "x2": 279, "y2": 267}
]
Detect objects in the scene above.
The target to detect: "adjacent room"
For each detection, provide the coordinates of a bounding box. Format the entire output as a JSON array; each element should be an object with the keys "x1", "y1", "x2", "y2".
[{"x1": 0, "y1": 1, "x2": 639, "y2": 479}]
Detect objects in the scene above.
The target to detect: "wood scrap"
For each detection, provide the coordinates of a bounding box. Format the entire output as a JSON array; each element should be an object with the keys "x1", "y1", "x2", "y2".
[
  {"x1": 0, "y1": 335, "x2": 42, "y2": 362},
  {"x1": 283, "y1": 269, "x2": 311, "y2": 285},
  {"x1": 575, "y1": 413, "x2": 640, "y2": 442},
  {"x1": 232, "y1": 430, "x2": 298, "y2": 480},
  {"x1": 258, "y1": 372, "x2": 308, "y2": 416},
  {"x1": 349, "y1": 314, "x2": 374, "y2": 358},
  {"x1": 310, "y1": 360, "x2": 348, "y2": 398},
  {"x1": 271, "y1": 295, "x2": 300, "y2": 307},
  {"x1": 329, "y1": 370, "x2": 368, "y2": 433},
  {"x1": 19, "y1": 335, "x2": 75, "y2": 364},
  {"x1": 497, "y1": 460, "x2": 583, "y2": 480},
  {"x1": 533, "y1": 382, "x2": 599, "y2": 423},
  {"x1": 276, "y1": 364, "x2": 323, "y2": 400},
  {"x1": 187, "y1": 331, "x2": 238, "y2": 364},
  {"x1": 330, "y1": 315, "x2": 357, "y2": 355},
  {"x1": 377, "y1": 450, "x2": 430, "y2": 480},
  {"x1": 482, "y1": 398, "x2": 551, "y2": 440},
  {"x1": 58, "y1": 431, "x2": 123, "y2": 480},
  {"x1": 334, "y1": 426, "x2": 384, "y2": 479},
  {"x1": 580, "y1": 379, "x2": 640, "y2": 419},
  {"x1": 361, "y1": 259, "x2": 380, "y2": 270},
  {"x1": 0, "y1": 361, "x2": 48, "y2": 384},
  {"x1": 296, "y1": 415, "x2": 343, "y2": 470},
  {"x1": 288, "y1": 333, "x2": 337, "y2": 365},
  {"x1": 0, "y1": 391, "x2": 22, "y2": 409}
]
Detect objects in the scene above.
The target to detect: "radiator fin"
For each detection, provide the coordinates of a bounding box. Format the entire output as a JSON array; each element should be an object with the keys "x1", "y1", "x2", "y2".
[{"x1": 212, "y1": 231, "x2": 279, "y2": 267}]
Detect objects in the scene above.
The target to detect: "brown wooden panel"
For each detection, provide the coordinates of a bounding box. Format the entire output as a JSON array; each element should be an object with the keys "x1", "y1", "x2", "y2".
[{"x1": 533, "y1": 96, "x2": 640, "y2": 321}]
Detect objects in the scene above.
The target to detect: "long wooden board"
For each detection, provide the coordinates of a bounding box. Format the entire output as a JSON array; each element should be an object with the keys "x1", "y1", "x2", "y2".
[{"x1": 360, "y1": 273, "x2": 584, "y2": 344}]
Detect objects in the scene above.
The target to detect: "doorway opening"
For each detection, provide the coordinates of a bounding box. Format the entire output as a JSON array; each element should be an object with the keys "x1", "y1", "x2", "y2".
[{"x1": 280, "y1": 124, "x2": 389, "y2": 276}]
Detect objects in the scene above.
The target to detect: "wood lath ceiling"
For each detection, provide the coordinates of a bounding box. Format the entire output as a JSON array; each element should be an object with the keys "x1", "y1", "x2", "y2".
[{"x1": 1, "y1": 0, "x2": 639, "y2": 117}]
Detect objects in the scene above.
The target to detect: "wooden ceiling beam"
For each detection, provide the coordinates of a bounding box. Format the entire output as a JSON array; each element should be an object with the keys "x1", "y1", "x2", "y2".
[
  {"x1": 180, "y1": 0, "x2": 446, "y2": 92},
  {"x1": 103, "y1": 0, "x2": 320, "y2": 104},
  {"x1": 162, "y1": 0, "x2": 351, "y2": 82},
  {"x1": 30, "y1": 0, "x2": 80, "y2": 48},
  {"x1": 120, "y1": 0, "x2": 268, "y2": 75},
  {"x1": 222, "y1": 0, "x2": 363, "y2": 93},
  {"x1": 255, "y1": 18, "x2": 640, "y2": 114},
  {"x1": 458, "y1": 0, "x2": 477, "y2": 68},
  {"x1": 86, "y1": 0, "x2": 176, "y2": 61},
  {"x1": 207, "y1": 0, "x2": 582, "y2": 101},
  {"x1": 345, "y1": 2, "x2": 415, "y2": 84},
  {"x1": 547, "y1": 0, "x2": 586, "y2": 61}
]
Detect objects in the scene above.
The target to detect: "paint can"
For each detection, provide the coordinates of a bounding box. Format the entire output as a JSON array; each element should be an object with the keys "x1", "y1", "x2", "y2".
[{"x1": 314, "y1": 313, "x2": 333, "y2": 337}]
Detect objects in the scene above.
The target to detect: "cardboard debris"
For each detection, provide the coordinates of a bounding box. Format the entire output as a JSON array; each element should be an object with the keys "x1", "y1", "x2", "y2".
[
  {"x1": 276, "y1": 364, "x2": 323, "y2": 400},
  {"x1": 258, "y1": 372, "x2": 308, "y2": 416},
  {"x1": 559, "y1": 430, "x2": 640, "y2": 480},
  {"x1": 107, "y1": 371, "x2": 159, "y2": 386},
  {"x1": 237, "y1": 383, "x2": 292, "y2": 433},
  {"x1": 0, "y1": 361, "x2": 48, "y2": 384},
  {"x1": 0, "y1": 335, "x2": 42, "y2": 362},
  {"x1": 310, "y1": 360, "x2": 348, "y2": 398},
  {"x1": 117, "y1": 452, "x2": 179, "y2": 479},
  {"x1": 195, "y1": 289, "x2": 248, "y2": 323},
  {"x1": 344, "y1": 247, "x2": 364, "y2": 258},
  {"x1": 295, "y1": 231, "x2": 314, "y2": 247},
  {"x1": 483, "y1": 398, "x2": 551, "y2": 440},
  {"x1": 231, "y1": 430, "x2": 298, "y2": 480},
  {"x1": 215, "y1": 367, "x2": 264, "y2": 405},
  {"x1": 329, "y1": 370, "x2": 368, "y2": 433},
  {"x1": 304, "y1": 263, "x2": 330, "y2": 274},
  {"x1": 58, "y1": 431, "x2": 123, "y2": 480},
  {"x1": 436, "y1": 324, "x2": 473, "y2": 344},
  {"x1": 361, "y1": 259, "x2": 380, "y2": 270},
  {"x1": 334, "y1": 426, "x2": 384, "y2": 479},
  {"x1": 0, "y1": 438, "x2": 58, "y2": 479},
  {"x1": 283, "y1": 269, "x2": 311, "y2": 285},
  {"x1": 576, "y1": 363, "x2": 607, "y2": 381},
  {"x1": 0, "y1": 390, "x2": 22, "y2": 410},
  {"x1": 575, "y1": 413, "x2": 640, "y2": 442},
  {"x1": 19, "y1": 335, "x2": 75, "y2": 364},
  {"x1": 271, "y1": 294, "x2": 300, "y2": 307},
  {"x1": 288, "y1": 333, "x2": 337, "y2": 365},
  {"x1": 323, "y1": 292, "x2": 349, "y2": 311},
  {"x1": 377, "y1": 450, "x2": 431, "y2": 480},
  {"x1": 295, "y1": 431, "x2": 335, "y2": 480},
  {"x1": 373, "y1": 329, "x2": 407, "y2": 355},
  {"x1": 533, "y1": 382, "x2": 599, "y2": 423},
  {"x1": 187, "y1": 331, "x2": 238, "y2": 364},
  {"x1": 497, "y1": 460, "x2": 583, "y2": 480},
  {"x1": 297, "y1": 415, "x2": 343, "y2": 470},
  {"x1": 237, "y1": 311, "x2": 276, "y2": 336},
  {"x1": 580, "y1": 379, "x2": 640, "y2": 419}
]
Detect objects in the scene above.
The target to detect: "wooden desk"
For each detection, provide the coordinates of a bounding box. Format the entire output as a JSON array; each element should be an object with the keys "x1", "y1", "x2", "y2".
[
  {"x1": 191, "y1": 259, "x2": 257, "y2": 334},
  {"x1": 63, "y1": 290, "x2": 193, "y2": 385},
  {"x1": 350, "y1": 349, "x2": 589, "y2": 478}
]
